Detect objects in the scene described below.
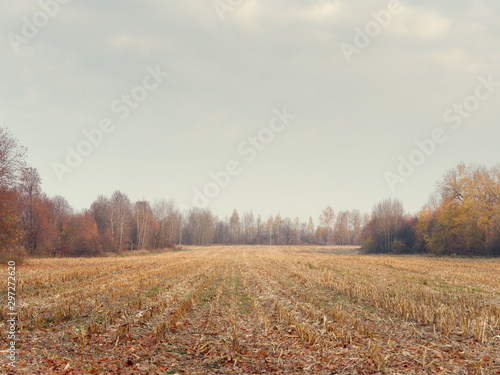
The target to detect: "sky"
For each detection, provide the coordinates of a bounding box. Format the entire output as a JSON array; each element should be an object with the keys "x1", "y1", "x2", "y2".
[{"x1": 1, "y1": 0, "x2": 499, "y2": 222}]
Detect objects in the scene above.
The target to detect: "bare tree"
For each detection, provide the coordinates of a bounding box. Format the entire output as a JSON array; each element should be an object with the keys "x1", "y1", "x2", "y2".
[
  {"x1": 134, "y1": 201, "x2": 156, "y2": 250},
  {"x1": 111, "y1": 191, "x2": 132, "y2": 251},
  {"x1": 266, "y1": 216, "x2": 274, "y2": 245},
  {"x1": 20, "y1": 168, "x2": 42, "y2": 253},
  {"x1": 184, "y1": 208, "x2": 215, "y2": 245},
  {"x1": 273, "y1": 214, "x2": 282, "y2": 244},
  {"x1": 350, "y1": 210, "x2": 362, "y2": 245},
  {"x1": 51, "y1": 195, "x2": 73, "y2": 240},
  {"x1": 334, "y1": 211, "x2": 350, "y2": 245},
  {"x1": 280, "y1": 217, "x2": 294, "y2": 245},
  {"x1": 242, "y1": 211, "x2": 255, "y2": 244},
  {"x1": 229, "y1": 209, "x2": 241, "y2": 244},
  {"x1": 294, "y1": 217, "x2": 301, "y2": 244},
  {"x1": 319, "y1": 206, "x2": 335, "y2": 245},
  {"x1": 0, "y1": 127, "x2": 26, "y2": 189},
  {"x1": 255, "y1": 215, "x2": 264, "y2": 244},
  {"x1": 90, "y1": 195, "x2": 113, "y2": 250},
  {"x1": 372, "y1": 198, "x2": 405, "y2": 252},
  {"x1": 307, "y1": 217, "x2": 315, "y2": 244},
  {"x1": 153, "y1": 199, "x2": 181, "y2": 248}
]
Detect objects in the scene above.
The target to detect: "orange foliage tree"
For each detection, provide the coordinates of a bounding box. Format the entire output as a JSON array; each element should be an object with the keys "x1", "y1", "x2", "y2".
[{"x1": 417, "y1": 163, "x2": 500, "y2": 256}]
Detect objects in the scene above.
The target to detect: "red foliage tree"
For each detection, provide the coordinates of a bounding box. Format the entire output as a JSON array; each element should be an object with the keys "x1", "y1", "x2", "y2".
[{"x1": 59, "y1": 211, "x2": 102, "y2": 256}]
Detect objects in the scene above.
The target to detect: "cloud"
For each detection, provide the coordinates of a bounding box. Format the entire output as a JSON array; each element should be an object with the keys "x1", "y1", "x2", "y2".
[
  {"x1": 108, "y1": 33, "x2": 164, "y2": 53},
  {"x1": 425, "y1": 48, "x2": 466, "y2": 67},
  {"x1": 390, "y1": 6, "x2": 451, "y2": 40},
  {"x1": 230, "y1": 0, "x2": 342, "y2": 32},
  {"x1": 300, "y1": 0, "x2": 343, "y2": 22}
]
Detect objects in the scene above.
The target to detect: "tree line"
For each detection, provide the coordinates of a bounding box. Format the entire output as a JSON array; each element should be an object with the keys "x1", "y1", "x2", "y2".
[
  {"x1": 1, "y1": 127, "x2": 499, "y2": 257},
  {"x1": 362, "y1": 163, "x2": 500, "y2": 256},
  {"x1": 0, "y1": 127, "x2": 364, "y2": 257}
]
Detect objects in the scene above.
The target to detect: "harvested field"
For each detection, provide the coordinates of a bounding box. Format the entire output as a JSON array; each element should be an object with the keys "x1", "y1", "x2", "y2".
[{"x1": 1, "y1": 246, "x2": 500, "y2": 374}]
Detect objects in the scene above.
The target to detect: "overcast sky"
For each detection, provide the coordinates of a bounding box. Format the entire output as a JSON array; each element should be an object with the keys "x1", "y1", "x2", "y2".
[{"x1": 1, "y1": 0, "x2": 499, "y2": 222}]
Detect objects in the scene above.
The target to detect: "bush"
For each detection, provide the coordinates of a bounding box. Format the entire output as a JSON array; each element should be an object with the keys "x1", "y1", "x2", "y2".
[{"x1": 0, "y1": 246, "x2": 27, "y2": 265}]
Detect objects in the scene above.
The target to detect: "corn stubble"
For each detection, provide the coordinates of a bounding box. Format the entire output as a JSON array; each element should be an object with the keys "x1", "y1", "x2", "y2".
[{"x1": 1, "y1": 246, "x2": 499, "y2": 374}]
